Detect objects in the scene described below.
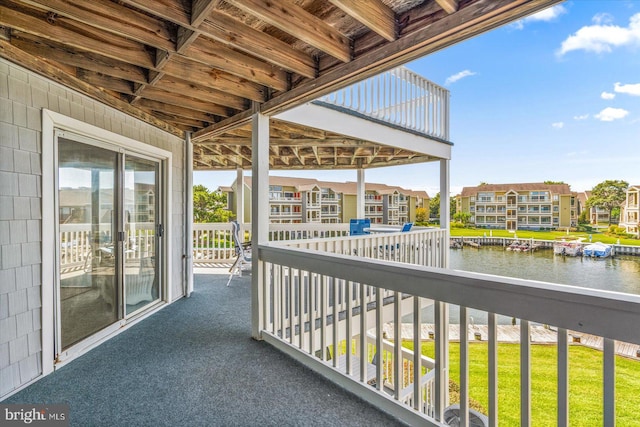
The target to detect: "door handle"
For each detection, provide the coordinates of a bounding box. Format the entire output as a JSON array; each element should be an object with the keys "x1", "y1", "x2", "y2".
[{"x1": 157, "y1": 224, "x2": 164, "y2": 237}]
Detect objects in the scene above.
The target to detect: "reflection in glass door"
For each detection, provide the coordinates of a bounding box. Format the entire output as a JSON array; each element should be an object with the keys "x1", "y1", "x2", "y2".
[
  {"x1": 124, "y1": 156, "x2": 161, "y2": 315},
  {"x1": 57, "y1": 138, "x2": 119, "y2": 350},
  {"x1": 57, "y1": 135, "x2": 164, "y2": 353}
]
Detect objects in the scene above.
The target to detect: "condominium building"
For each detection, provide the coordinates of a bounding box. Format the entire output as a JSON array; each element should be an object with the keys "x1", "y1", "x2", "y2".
[
  {"x1": 456, "y1": 183, "x2": 577, "y2": 230},
  {"x1": 576, "y1": 191, "x2": 610, "y2": 225},
  {"x1": 620, "y1": 185, "x2": 640, "y2": 237},
  {"x1": 221, "y1": 176, "x2": 429, "y2": 225}
]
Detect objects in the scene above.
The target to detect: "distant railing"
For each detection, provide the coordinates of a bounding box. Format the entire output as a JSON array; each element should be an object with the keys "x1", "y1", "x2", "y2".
[
  {"x1": 192, "y1": 223, "x2": 351, "y2": 262},
  {"x1": 60, "y1": 223, "x2": 155, "y2": 271},
  {"x1": 317, "y1": 66, "x2": 449, "y2": 140}
]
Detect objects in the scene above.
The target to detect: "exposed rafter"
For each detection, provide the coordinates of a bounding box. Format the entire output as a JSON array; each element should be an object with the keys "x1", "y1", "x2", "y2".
[{"x1": 2, "y1": 0, "x2": 563, "y2": 171}]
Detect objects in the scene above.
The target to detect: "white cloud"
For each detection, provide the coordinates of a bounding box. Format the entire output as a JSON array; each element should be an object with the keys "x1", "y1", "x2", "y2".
[
  {"x1": 573, "y1": 114, "x2": 589, "y2": 120},
  {"x1": 592, "y1": 13, "x2": 614, "y2": 25},
  {"x1": 444, "y1": 70, "x2": 476, "y2": 86},
  {"x1": 595, "y1": 107, "x2": 629, "y2": 122},
  {"x1": 614, "y1": 82, "x2": 640, "y2": 96},
  {"x1": 601, "y1": 91, "x2": 616, "y2": 100},
  {"x1": 511, "y1": 5, "x2": 567, "y2": 30},
  {"x1": 552, "y1": 122, "x2": 564, "y2": 129},
  {"x1": 557, "y1": 12, "x2": 640, "y2": 56}
]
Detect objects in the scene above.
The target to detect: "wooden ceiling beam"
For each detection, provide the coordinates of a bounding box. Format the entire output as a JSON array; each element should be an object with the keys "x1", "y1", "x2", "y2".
[
  {"x1": 136, "y1": 99, "x2": 219, "y2": 123},
  {"x1": 197, "y1": 137, "x2": 372, "y2": 147},
  {"x1": 191, "y1": 0, "x2": 221, "y2": 27},
  {"x1": 76, "y1": 70, "x2": 134, "y2": 95},
  {"x1": 154, "y1": 75, "x2": 244, "y2": 111},
  {"x1": 435, "y1": 0, "x2": 459, "y2": 14},
  {"x1": 224, "y1": 0, "x2": 352, "y2": 63},
  {"x1": 0, "y1": 39, "x2": 183, "y2": 137},
  {"x1": 150, "y1": 111, "x2": 207, "y2": 128},
  {"x1": 163, "y1": 56, "x2": 266, "y2": 102},
  {"x1": 0, "y1": 4, "x2": 155, "y2": 69},
  {"x1": 329, "y1": 0, "x2": 396, "y2": 42},
  {"x1": 120, "y1": 0, "x2": 190, "y2": 27},
  {"x1": 10, "y1": 33, "x2": 149, "y2": 85},
  {"x1": 187, "y1": 37, "x2": 288, "y2": 91},
  {"x1": 140, "y1": 87, "x2": 231, "y2": 116},
  {"x1": 255, "y1": 0, "x2": 563, "y2": 117},
  {"x1": 200, "y1": 11, "x2": 316, "y2": 78},
  {"x1": 17, "y1": 0, "x2": 175, "y2": 51}
]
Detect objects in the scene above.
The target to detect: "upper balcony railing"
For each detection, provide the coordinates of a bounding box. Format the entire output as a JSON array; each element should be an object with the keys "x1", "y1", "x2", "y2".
[{"x1": 316, "y1": 66, "x2": 449, "y2": 140}]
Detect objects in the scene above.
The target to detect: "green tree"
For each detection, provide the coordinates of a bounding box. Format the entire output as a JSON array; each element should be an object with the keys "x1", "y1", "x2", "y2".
[
  {"x1": 429, "y1": 193, "x2": 440, "y2": 219},
  {"x1": 453, "y1": 211, "x2": 472, "y2": 226},
  {"x1": 193, "y1": 185, "x2": 232, "y2": 223},
  {"x1": 578, "y1": 210, "x2": 589, "y2": 225},
  {"x1": 428, "y1": 193, "x2": 457, "y2": 221},
  {"x1": 586, "y1": 180, "x2": 628, "y2": 225},
  {"x1": 415, "y1": 207, "x2": 428, "y2": 223},
  {"x1": 544, "y1": 180, "x2": 565, "y2": 185}
]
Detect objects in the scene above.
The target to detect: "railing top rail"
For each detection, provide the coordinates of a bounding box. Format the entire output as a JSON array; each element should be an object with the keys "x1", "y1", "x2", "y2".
[
  {"x1": 273, "y1": 227, "x2": 444, "y2": 246},
  {"x1": 259, "y1": 244, "x2": 640, "y2": 345}
]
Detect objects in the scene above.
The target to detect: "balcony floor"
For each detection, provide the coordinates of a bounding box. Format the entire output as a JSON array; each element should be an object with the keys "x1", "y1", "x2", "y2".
[{"x1": 5, "y1": 271, "x2": 405, "y2": 426}]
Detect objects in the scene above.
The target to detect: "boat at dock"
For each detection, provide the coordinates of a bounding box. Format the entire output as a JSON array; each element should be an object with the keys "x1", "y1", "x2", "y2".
[
  {"x1": 553, "y1": 241, "x2": 582, "y2": 257},
  {"x1": 463, "y1": 240, "x2": 481, "y2": 249},
  {"x1": 507, "y1": 240, "x2": 542, "y2": 252},
  {"x1": 583, "y1": 242, "x2": 612, "y2": 258}
]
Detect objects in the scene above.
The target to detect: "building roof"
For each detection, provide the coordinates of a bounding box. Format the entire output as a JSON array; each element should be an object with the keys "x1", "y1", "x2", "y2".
[
  {"x1": 460, "y1": 182, "x2": 573, "y2": 197},
  {"x1": 235, "y1": 176, "x2": 428, "y2": 198}
]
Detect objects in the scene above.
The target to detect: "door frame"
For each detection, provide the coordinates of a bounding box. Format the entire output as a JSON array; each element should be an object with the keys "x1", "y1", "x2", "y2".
[{"x1": 42, "y1": 109, "x2": 172, "y2": 373}]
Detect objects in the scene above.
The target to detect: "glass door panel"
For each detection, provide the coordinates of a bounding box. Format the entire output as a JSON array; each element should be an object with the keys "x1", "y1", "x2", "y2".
[
  {"x1": 58, "y1": 138, "x2": 119, "y2": 350},
  {"x1": 124, "y1": 156, "x2": 160, "y2": 315}
]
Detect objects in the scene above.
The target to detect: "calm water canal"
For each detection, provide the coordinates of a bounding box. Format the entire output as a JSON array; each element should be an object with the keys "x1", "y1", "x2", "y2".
[
  {"x1": 421, "y1": 246, "x2": 640, "y2": 324},
  {"x1": 450, "y1": 246, "x2": 640, "y2": 295}
]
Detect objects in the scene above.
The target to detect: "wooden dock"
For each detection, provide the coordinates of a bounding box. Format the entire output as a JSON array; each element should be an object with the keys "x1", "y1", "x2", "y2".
[{"x1": 382, "y1": 323, "x2": 640, "y2": 360}]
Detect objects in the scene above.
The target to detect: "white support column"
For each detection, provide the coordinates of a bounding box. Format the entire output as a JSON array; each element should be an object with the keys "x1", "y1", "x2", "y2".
[
  {"x1": 184, "y1": 132, "x2": 194, "y2": 297},
  {"x1": 435, "y1": 158, "x2": 450, "y2": 420},
  {"x1": 252, "y1": 113, "x2": 270, "y2": 339},
  {"x1": 357, "y1": 168, "x2": 365, "y2": 219},
  {"x1": 236, "y1": 167, "x2": 244, "y2": 233},
  {"x1": 440, "y1": 159, "x2": 450, "y2": 268}
]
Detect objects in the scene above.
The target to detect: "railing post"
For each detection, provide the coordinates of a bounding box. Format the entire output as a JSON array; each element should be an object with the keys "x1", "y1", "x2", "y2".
[{"x1": 434, "y1": 301, "x2": 449, "y2": 420}]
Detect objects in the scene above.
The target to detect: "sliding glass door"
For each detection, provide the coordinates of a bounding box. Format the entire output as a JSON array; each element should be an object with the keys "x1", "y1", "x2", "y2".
[
  {"x1": 56, "y1": 133, "x2": 164, "y2": 353},
  {"x1": 57, "y1": 139, "x2": 119, "y2": 349},
  {"x1": 124, "y1": 156, "x2": 161, "y2": 315}
]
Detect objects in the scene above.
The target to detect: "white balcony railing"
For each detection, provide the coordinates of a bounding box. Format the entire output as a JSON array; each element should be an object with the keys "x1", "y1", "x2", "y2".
[
  {"x1": 258, "y1": 239, "x2": 640, "y2": 426},
  {"x1": 317, "y1": 66, "x2": 449, "y2": 140},
  {"x1": 60, "y1": 223, "x2": 155, "y2": 271}
]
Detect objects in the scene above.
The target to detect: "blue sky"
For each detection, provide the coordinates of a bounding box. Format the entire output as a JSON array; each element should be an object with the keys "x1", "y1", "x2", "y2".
[{"x1": 195, "y1": 1, "x2": 639, "y2": 197}]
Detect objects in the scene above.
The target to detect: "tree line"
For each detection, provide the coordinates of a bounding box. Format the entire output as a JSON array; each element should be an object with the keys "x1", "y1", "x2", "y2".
[{"x1": 193, "y1": 185, "x2": 232, "y2": 223}]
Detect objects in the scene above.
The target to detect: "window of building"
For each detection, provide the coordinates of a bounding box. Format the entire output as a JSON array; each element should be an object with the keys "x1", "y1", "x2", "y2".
[{"x1": 478, "y1": 192, "x2": 494, "y2": 202}]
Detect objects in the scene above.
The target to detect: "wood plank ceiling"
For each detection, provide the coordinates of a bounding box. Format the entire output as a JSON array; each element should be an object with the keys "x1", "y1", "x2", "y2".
[{"x1": 0, "y1": 0, "x2": 562, "y2": 170}]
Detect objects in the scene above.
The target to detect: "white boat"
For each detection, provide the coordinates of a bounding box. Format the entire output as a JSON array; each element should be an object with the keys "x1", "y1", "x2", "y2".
[
  {"x1": 553, "y1": 241, "x2": 582, "y2": 257},
  {"x1": 582, "y1": 242, "x2": 612, "y2": 258}
]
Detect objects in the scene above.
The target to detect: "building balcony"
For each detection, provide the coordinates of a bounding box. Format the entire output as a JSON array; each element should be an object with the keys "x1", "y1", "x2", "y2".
[
  {"x1": 4, "y1": 271, "x2": 402, "y2": 426},
  {"x1": 317, "y1": 66, "x2": 449, "y2": 140}
]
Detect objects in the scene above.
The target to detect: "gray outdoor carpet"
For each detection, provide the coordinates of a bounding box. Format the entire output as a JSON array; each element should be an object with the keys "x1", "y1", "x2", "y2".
[{"x1": 5, "y1": 273, "x2": 406, "y2": 427}]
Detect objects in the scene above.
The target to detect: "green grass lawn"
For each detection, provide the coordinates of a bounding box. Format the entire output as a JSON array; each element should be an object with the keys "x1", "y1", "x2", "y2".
[
  {"x1": 403, "y1": 341, "x2": 640, "y2": 426},
  {"x1": 448, "y1": 227, "x2": 640, "y2": 246}
]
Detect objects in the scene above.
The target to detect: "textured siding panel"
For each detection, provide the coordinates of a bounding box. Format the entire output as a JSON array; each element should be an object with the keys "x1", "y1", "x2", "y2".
[
  {"x1": 0, "y1": 342, "x2": 9, "y2": 369},
  {"x1": 1, "y1": 57, "x2": 184, "y2": 400},
  {"x1": 15, "y1": 310, "x2": 33, "y2": 338}
]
